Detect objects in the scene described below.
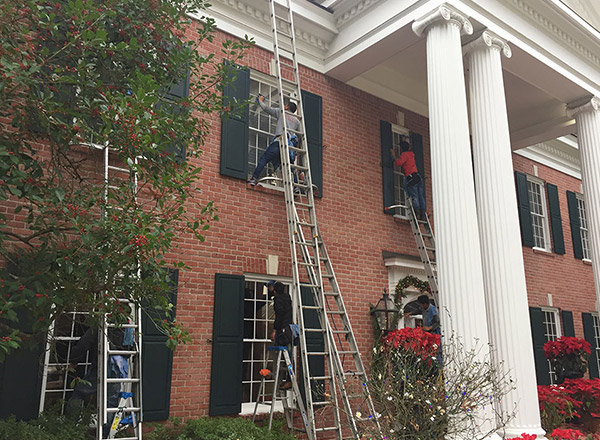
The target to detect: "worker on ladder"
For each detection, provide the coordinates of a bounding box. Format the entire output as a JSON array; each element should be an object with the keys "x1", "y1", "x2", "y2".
[
  {"x1": 390, "y1": 139, "x2": 426, "y2": 220},
  {"x1": 270, "y1": 281, "x2": 294, "y2": 390},
  {"x1": 247, "y1": 95, "x2": 301, "y2": 187}
]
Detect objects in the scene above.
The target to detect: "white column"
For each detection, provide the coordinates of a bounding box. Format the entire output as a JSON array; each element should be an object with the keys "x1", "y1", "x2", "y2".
[
  {"x1": 465, "y1": 31, "x2": 546, "y2": 439},
  {"x1": 413, "y1": 6, "x2": 500, "y2": 439},
  {"x1": 568, "y1": 98, "x2": 600, "y2": 313}
]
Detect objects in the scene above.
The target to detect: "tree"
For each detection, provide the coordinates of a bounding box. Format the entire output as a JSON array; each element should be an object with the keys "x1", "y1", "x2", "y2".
[{"x1": 0, "y1": 0, "x2": 252, "y2": 359}]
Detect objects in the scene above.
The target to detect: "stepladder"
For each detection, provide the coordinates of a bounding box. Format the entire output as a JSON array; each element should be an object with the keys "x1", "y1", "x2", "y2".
[
  {"x1": 264, "y1": 0, "x2": 384, "y2": 437},
  {"x1": 252, "y1": 346, "x2": 312, "y2": 438}
]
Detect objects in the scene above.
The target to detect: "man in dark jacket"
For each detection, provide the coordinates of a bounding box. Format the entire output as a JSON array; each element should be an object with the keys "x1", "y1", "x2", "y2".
[
  {"x1": 270, "y1": 282, "x2": 294, "y2": 389},
  {"x1": 271, "y1": 282, "x2": 293, "y2": 346}
]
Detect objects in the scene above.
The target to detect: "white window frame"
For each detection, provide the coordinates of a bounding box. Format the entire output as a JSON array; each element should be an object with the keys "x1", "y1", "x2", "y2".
[
  {"x1": 241, "y1": 276, "x2": 293, "y2": 415},
  {"x1": 527, "y1": 176, "x2": 552, "y2": 252},
  {"x1": 391, "y1": 124, "x2": 411, "y2": 219},
  {"x1": 542, "y1": 307, "x2": 561, "y2": 385},
  {"x1": 593, "y1": 313, "x2": 600, "y2": 376},
  {"x1": 576, "y1": 193, "x2": 591, "y2": 261},
  {"x1": 248, "y1": 70, "x2": 296, "y2": 191}
]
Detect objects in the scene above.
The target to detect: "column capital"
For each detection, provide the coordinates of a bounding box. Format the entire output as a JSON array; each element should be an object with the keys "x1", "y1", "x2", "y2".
[
  {"x1": 463, "y1": 31, "x2": 511, "y2": 58},
  {"x1": 412, "y1": 3, "x2": 473, "y2": 37},
  {"x1": 567, "y1": 96, "x2": 600, "y2": 118}
]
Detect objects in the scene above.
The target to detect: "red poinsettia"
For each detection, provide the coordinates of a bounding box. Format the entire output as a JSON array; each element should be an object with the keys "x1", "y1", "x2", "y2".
[
  {"x1": 563, "y1": 378, "x2": 600, "y2": 416},
  {"x1": 548, "y1": 428, "x2": 586, "y2": 439},
  {"x1": 506, "y1": 434, "x2": 537, "y2": 440},
  {"x1": 381, "y1": 327, "x2": 440, "y2": 360},
  {"x1": 544, "y1": 337, "x2": 591, "y2": 360}
]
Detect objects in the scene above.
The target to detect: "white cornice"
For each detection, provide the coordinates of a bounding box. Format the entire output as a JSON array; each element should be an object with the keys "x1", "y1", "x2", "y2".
[
  {"x1": 197, "y1": 0, "x2": 338, "y2": 72},
  {"x1": 515, "y1": 140, "x2": 582, "y2": 179},
  {"x1": 506, "y1": 0, "x2": 600, "y2": 69},
  {"x1": 333, "y1": 0, "x2": 385, "y2": 28}
]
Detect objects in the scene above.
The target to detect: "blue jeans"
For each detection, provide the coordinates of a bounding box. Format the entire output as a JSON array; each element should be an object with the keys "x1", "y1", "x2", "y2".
[
  {"x1": 404, "y1": 176, "x2": 426, "y2": 211},
  {"x1": 252, "y1": 140, "x2": 281, "y2": 179}
]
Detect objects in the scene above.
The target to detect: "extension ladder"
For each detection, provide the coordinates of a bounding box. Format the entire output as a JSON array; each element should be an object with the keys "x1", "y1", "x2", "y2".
[
  {"x1": 386, "y1": 195, "x2": 439, "y2": 306},
  {"x1": 98, "y1": 145, "x2": 143, "y2": 440},
  {"x1": 252, "y1": 346, "x2": 310, "y2": 433},
  {"x1": 267, "y1": 0, "x2": 382, "y2": 438}
]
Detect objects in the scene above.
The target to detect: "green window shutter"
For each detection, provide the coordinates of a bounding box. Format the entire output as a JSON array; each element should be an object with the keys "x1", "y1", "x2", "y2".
[
  {"x1": 582, "y1": 312, "x2": 599, "y2": 379},
  {"x1": 0, "y1": 345, "x2": 43, "y2": 420},
  {"x1": 567, "y1": 191, "x2": 584, "y2": 259},
  {"x1": 381, "y1": 121, "x2": 395, "y2": 215},
  {"x1": 546, "y1": 183, "x2": 565, "y2": 254},
  {"x1": 209, "y1": 273, "x2": 245, "y2": 416},
  {"x1": 220, "y1": 64, "x2": 250, "y2": 179},
  {"x1": 299, "y1": 286, "x2": 325, "y2": 403},
  {"x1": 165, "y1": 70, "x2": 190, "y2": 162},
  {"x1": 529, "y1": 307, "x2": 551, "y2": 385},
  {"x1": 142, "y1": 269, "x2": 179, "y2": 422},
  {"x1": 410, "y1": 131, "x2": 426, "y2": 207},
  {"x1": 561, "y1": 310, "x2": 575, "y2": 337},
  {"x1": 301, "y1": 90, "x2": 323, "y2": 198},
  {"x1": 515, "y1": 172, "x2": 535, "y2": 247}
]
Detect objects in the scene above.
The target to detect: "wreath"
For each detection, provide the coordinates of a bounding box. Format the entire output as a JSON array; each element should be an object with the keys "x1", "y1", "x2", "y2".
[{"x1": 394, "y1": 275, "x2": 431, "y2": 309}]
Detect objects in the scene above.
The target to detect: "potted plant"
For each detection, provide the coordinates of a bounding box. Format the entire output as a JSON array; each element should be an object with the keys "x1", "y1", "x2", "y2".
[{"x1": 544, "y1": 337, "x2": 591, "y2": 383}]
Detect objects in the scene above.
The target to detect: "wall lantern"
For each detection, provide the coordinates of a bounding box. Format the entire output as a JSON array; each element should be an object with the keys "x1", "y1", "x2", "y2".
[{"x1": 370, "y1": 289, "x2": 399, "y2": 332}]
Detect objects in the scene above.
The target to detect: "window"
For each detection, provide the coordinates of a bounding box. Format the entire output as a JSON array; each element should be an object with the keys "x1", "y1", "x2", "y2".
[
  {"x1": 247, "y1": 72, "x2": 296, "y2": 186},
  {"x1": 391, "y1": 126, "x2": 411, "y2": 218},
  {"x1": 242, "y1": 278, "x2": 291, "y2": 413},
  {"x1": 542, "y1": 307, "x2": 561, "y2": 384},
  {"x1": 577, "y1": 194, "x2": 590, "y2": 260},
  {"x1": 527, "y1": 177, "x2": 551, "y2": 251},
  {"x1": 593, "y1": 314, "x2": 600, "y2": 376},
  {"x1": 39, "y1": 310, "x2": 91, "y2": 414}
]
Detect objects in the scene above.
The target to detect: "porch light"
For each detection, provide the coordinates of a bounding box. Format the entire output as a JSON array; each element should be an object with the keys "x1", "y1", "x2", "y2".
[{"x1": 371, "y1": 289, "x2": 399, "y2": 332}]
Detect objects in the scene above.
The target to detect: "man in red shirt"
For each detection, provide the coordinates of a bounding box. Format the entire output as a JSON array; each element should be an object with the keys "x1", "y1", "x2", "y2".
[{"x1": 390, "y1": 140, "x2": 426, "y2": 220}]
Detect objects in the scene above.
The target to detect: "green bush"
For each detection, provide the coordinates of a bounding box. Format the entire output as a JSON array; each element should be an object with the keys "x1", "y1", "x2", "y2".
[
  {"x1": 0, "y1": 411, "x2": 90, "y2": 440},
  {"x1": 147, "y1": 417, "x2": 297, "y2": 440}
]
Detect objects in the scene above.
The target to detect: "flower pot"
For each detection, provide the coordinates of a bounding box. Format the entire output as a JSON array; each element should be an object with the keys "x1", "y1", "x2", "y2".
[{"x1": 556, "y1": 369, "x2": 585, "y2": 384}]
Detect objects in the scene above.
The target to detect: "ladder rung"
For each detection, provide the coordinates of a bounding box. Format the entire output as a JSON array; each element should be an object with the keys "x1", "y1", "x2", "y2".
[
  {"x1": 107, "y1": 165, "x2": 129, "y2": 173},
  {"x1": 300, "y1": 283, "x2": 320, "y2": 288},
  {"x1": 343, "y1": 371, "x2": 365, "y2": 376},
  {"x1": 310, "y1": 375, "x2": 332, "y2": 381},
  {"x1": 278, "y1": 60, "x2": 296, "y2": 70},
  {"x1": 298, "y1": 262, "x2": 318, "y2": 267},
  {"x1": 297, "y1": 221, "x2": 316, "y2": 228},
  {"x1": 291, "y1": 164, "x2": 309, "y2": 171},
  {"x1": 338, "y1": 350, "x2": 358, "y2": 355},
  {"x1": 304, "y1": 328, "x2": 326, "y2": 333},
  {"x1": 312, "y1": 400, "x2": 334, "y2": 407},
  {"x1": 106, "y1": 378, "x2": 140, "y2": 383},
  {"x1": 302, "y1": 305, "x2": 322, "y2": 310},
  {"x1": 106, "y1": 407, "x2": 141, "y2": 413},
  {"x1": 288, "y1": 145, "x2": 305, "y2": 153},
  {"x1": 315, "y1": 426, "x2": 339, "y2": 432},
  {"x1": 332, "y1": 330, "x2": 349, "y2": 334},
  {"x1": 107, "y1": 350, "x2": 138, "y2": 355},
  {"x1": 307, "y1": 352, "x2": 328, "y2": 356},
  {"x1": 295, "y1": 201, "x2": 313, "y2": 208},
  {"x1": 327, "y1": 310, "x2": 345, "y2": 315},
  {"x1": 102, "y1": 437, "x2": 139, "y2": 440},
  {"x1": 276, "y1": 28, "x2": 293, "y2": 39},
  {"x1": 324, "y1": 292, "x2": 338, "y2": 296},
  {"x1": 106, "y1": 323, "x2": 139, "y2": 328},
  {"x1": 274, "y1": 15, "x2": 291, "y2": 26}
]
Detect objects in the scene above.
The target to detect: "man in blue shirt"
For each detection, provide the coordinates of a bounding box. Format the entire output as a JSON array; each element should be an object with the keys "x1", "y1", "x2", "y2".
[{"x1": 418, "y1": 294, "x2": 441, "y2": 335}]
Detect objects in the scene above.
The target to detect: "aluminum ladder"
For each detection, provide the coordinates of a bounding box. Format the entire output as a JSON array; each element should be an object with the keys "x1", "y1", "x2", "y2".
[
  {"x1": 386, "y1": 196, "x2": 439, "y2": 306},
  {"x1": 252, "y1": 346, "x2": 310, "y2": 435},
  {"x1": 267, "y1": 0, "x2": 382, "y2": 438},
  {"x1": 97, "y1": 145, "x2": 143, "y2": 440}
]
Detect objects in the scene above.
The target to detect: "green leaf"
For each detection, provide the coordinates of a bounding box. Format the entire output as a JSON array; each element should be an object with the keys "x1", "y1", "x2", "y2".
[{"x1": 55, "y1": 187, "x2": 65, "y2": 202}]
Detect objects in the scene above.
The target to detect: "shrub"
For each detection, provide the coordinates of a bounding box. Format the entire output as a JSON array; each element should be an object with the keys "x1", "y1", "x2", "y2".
[
  {"x1": 146, "y1": 417, "x2": 297, "y2": 440},
  {"x1": 544, "y1": 337, "x2": 591, "y2": 382},
  {"x1": 537, "y1": 384, "x2": 581, "y2": 431},
  {"x1": 0, "y1": 408, "x2": 90, "y2": 440}
]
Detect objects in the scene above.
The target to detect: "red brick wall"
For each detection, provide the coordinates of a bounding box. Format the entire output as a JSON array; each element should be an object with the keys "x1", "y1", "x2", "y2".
[
  {"x1": 512, "y1": 153, "x2": 596, "y2": 340},
  {"x1": 169, "y1": 25, "x2": 431, "y2": 418}
]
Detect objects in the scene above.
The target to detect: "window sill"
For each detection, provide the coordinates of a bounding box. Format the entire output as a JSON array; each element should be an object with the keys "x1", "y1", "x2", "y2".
[
  {"x1": 583, "y1": 258, "x2": 593, "y2": 266},
  {"x1": 532, "y1": 247, "x2": 553, "y2": 257},
  {"x1": 246, "y1": 181, "x2": 284, "y2": 196}
]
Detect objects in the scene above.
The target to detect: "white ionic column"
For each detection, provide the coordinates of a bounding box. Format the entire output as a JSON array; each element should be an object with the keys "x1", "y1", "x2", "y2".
[
  {"x1": 413, "y1": 6, "x2": 500, "y2": 439},
  {"x1": 465, "y1": 32, "x2": 546, "y2": 439},
  {"x1": 568, "y1": 98, "x2": 600, "y2": 313}
]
